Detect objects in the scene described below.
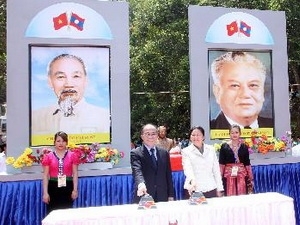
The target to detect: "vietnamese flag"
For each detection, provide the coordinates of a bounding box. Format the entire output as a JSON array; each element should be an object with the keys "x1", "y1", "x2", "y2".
[
  {"x1": 53, "y1": 13, "x2": 68, "y2": 30},
  {"x1": 226, "y1": 21, "x2": 238, "y2": 36},
  {"x1": 69, "y1": 13, "x2": 85, "y2": 31}
]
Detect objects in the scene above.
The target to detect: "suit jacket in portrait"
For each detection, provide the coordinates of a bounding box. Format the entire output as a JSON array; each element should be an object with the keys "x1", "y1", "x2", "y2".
[
  {"x1": 210, "y1": 111, "x2": 273, "y2": 130},
  {"x1": 130, "y1": 144, "x2": 174, "y2": 203}
]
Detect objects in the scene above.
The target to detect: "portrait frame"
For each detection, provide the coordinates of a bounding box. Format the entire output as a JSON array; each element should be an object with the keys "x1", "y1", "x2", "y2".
[
  {"x1": 208, "y1": 49, "x2": 274, "y2": 139},
  {"x1": 29, "y1": 45, "x2": 111, "y2": 146}
]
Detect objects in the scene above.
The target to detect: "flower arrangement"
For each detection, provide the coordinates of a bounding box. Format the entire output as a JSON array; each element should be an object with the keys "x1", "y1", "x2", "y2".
[
  {"x1": 68, "y1": 142, "x2": 124, "y2": 165},
  {"x1": 244, "y1": 130, "x2": 291, "y2": 154},
  {"x1": 6, "y1": 143, "x2": 124, "y2": 169},
  {"x1": 6, "y1": 147, "x2": 52, "y2": 169},
  {"x1": 213, "y1": 130, "x2": 292, "y2": 155}
]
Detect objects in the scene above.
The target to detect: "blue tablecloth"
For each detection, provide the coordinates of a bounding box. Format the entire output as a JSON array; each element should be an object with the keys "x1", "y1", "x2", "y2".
[{"x1": 1, "y1": 163, "x2": 300, "y2": 225}]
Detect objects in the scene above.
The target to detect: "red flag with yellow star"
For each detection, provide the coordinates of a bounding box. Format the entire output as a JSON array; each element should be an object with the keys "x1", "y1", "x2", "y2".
[
  {"x1": 226, "y1": 21, "x2": 238, "y2": 36},
  {"x1": 53, "y1": 13, "x2": 68, "y2": 30}
]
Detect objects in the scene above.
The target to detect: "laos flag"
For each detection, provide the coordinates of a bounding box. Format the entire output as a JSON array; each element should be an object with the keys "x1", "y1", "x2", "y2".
[
  {"x1": 70, "y1": 13, "x2": 85, "y2": 31},
  {"x1": 239, "y1": 21, "x2": 251, "y2": 37}
]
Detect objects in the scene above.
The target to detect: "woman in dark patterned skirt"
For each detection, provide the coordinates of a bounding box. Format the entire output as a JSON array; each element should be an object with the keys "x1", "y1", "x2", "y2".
[{"x1": 219, "y1": 125, "x2": 254, "y2": 196}]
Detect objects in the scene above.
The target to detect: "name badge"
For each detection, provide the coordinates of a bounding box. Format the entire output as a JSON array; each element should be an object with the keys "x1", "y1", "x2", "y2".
[
  {"x1": 231, "y1": 166, "x2": 239, "y2": 177},
  {"x1": 57, "y1": 175, "x2": 67, "y2": 187}
]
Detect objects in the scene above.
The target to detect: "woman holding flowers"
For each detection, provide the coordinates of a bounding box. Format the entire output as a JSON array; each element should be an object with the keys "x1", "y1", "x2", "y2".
[
  {"x1": 42, "y1": 131, "x2": 79, "y2": 215},
  {"x1": 219, "y1": 125, "x2": 254, "y2": 196}
]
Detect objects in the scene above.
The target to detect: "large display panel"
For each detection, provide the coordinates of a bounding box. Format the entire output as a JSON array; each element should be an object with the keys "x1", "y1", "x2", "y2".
[
  {"x1": 189, "y1": 6, "x2": 290, "y2": 141},
  {"x1": 7, "y1": 1, "x2": 130, "y2": 167},
  {"x1": 30, "y1": 45, "x2": 111, "y2": 146}
]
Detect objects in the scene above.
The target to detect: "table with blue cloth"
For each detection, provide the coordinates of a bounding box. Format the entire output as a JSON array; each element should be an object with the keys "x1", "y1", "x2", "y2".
[{"x1": 1, "y1": 157, "x2": 300, "y2": 225}]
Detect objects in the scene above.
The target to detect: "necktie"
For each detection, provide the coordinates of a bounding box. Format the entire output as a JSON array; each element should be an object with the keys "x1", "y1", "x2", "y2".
[
  {"x1": 150, "y1": 148, "x2": 157, "y2": 169},
  {"x1": 244, "y1": 126, "x2": 252, "y2": 129}
]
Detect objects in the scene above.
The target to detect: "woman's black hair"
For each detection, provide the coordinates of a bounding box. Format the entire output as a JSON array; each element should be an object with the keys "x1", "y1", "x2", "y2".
[{"x1": 188, "y1": 126, "x2": 205, "y2": 138}]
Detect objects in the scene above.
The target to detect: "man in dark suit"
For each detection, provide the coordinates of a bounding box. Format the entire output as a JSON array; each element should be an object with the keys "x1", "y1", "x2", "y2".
[
  {"x1": 210, "y1": 51, "x2": 274, "y2": 130},
  {"x1": 130, "y1": 123, "x2": 174, "y2": 203}
]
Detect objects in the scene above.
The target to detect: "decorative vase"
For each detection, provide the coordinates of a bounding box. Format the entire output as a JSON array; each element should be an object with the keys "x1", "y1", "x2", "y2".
[
  {"x1": 78, "y1": 162, "x2": 113, "y2": 171},
  {"x1": 21, "y1": 164, "x2": 42, "y2": 173},
  {"x1": 5, "y1": 166, "x2": 22, "y2": 174},
  {"x1": 249, "y1": 151, "x2": 286, "y2": 160}
]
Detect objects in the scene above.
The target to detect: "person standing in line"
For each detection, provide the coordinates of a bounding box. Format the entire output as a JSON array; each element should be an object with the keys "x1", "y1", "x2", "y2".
[
  {"x1": 156, "y1": 125, "x2": 175, "y2": 151},
  {"x1": 181, "y1": 126, "x2": 224, "y2": 198},
  {"x1": 130, "y1": 123, "x2": 174, "y2": 203},
  {"x1": 42, "y1": 131, "x2": 79, "y2": 215},
  {"x1": 219, "y1": 124, "x2": 254, "y2": 196}
]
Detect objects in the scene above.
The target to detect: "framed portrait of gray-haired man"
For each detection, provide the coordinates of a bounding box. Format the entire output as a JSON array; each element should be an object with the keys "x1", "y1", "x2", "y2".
[
  {"x1": 30, "y1": 45, "x2": 111, "y2": 146},
  {"x1": 209, "y1": 50, "x2": 274, "y2": 139}
]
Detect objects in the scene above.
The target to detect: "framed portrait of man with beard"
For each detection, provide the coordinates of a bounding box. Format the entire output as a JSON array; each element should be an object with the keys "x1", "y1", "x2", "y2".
[{"x1": 30, "y1": 45, "x2": 111, "y2": 146}]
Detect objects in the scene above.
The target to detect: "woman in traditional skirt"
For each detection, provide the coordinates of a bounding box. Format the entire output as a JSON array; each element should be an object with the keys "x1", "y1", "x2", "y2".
[
  {"x1": 42, "y1": 131, "x2": 79, "y2": 215},
  {"x1": 219, "y1": 125, "x2": 254, "y2": 196}
]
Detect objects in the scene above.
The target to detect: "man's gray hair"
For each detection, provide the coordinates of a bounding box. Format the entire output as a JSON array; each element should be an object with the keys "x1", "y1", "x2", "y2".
[
  {"x1": 211, "y1": 51, "x2": 267, "y2": 85},
  {"x1": 47, "y1": 53, "x2": 87, "y2": 76}
]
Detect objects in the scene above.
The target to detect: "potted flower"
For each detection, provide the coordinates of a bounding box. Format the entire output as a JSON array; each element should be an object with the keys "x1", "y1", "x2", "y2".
[
  {"x1": 6, "y1": 147, "x2": 52, "y2": 173},
  {"x1": 6, "y1": 143, "x2": 124, "y2": 173},
  {"x1": 213, "y1": 130, "x2": 291, "y2": 160},
  {"x1": 68, "y1": 143, "x2": 124, "y2": 170},
  {"x1": 244, "y1": 130, "x2": 290, "y2": 159}
]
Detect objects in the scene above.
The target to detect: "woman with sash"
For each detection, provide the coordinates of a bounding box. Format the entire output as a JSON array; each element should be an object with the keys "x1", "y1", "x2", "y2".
[
  {"x1": 42, "y1": 131, "x2": 79, "y2": 214},
  {"x1": 219, "y1": 125, "x2": 254, "y2": 196}
]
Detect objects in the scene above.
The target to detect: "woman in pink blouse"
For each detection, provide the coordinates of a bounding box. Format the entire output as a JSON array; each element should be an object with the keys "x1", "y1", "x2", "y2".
[{"x1": 42, "y1": 131, "x2": 79, "y2": 214}]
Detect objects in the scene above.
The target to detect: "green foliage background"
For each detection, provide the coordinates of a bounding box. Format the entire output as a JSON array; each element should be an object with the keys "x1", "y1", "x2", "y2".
[
  {"x1": 129, "y1": 0, "x2": 300, "y2": 142},
  {"x1": 1, "y1": 0, "x2": 300, "y2": 141}
]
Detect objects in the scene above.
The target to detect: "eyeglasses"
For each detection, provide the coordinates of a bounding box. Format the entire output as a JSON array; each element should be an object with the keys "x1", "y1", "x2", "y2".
[{"x1": 143, "y1": 132, "x2": 158, "y2": 137}]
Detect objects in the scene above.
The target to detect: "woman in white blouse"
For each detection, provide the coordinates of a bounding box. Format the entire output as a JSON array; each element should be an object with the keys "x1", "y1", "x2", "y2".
[{"x1": 181, "y1": 126, "x2": 224, "y2": 198}]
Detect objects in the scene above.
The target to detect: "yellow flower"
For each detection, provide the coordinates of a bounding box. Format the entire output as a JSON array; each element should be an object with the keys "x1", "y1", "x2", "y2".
[
  {"x1": 213, "y1": 143, "x2": 221, "y2": 152},
  {"x1": 274, "y1": 141, "x2": 285, "y2": 151},
  {"x1": 6, "y1": 147, "x2": 39, "y2": 168},
  {"x1": 24, "y1": 148, "x2": 33, "y2": 155},
  {"x1": 95, "y1": 153, "x2": 102, "y2": 159},
  {"x1": 244, "y1": 138, "x2": 253, "y2": 147},
  {"x1": 100, "y1": 151, "x2": 109, "y2": 158},
  {"x1": 6, "y1": 157, "x2": 15, "y2": 165},
  {"x1": 112, "y1": 148, "x2": 118, "y2": 154},
  {"x1": 98, "y1": 147, "x2": 107, "y2": 153},
  {"x1": 13, "y1": 161, "x2": 23, "y2": 169},
  {"x1": 68, "y1": 142, "x2": 77, "y2": 149}
]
